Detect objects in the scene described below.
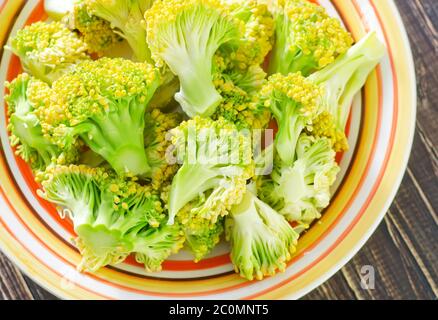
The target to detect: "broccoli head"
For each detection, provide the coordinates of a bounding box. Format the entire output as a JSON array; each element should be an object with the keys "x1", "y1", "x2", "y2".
[
  {"x1": 145, "y1": 0, "x2": 242, "y2": 117},
  {"x1": 35, "y1": 57, "x2": 161, "y2": 177},
  {"x1": 133, "y1": 223, "x2": 185, "y2": 272},
  {"x1": 64, "y1": 0, "x2": 123, "y2": 55},
  {"x1": 225, "y1": 186, "x2": 299, "y2": 280},
  {"x1": 259, "y1": 135, "x2": 339, "y2": 228},
  {"x1": 212, "y1": 74, "x2": 271, "y2": 130},
  {"x1": 177, "y1": 205, "x2": 225, "y2": 262},
  {"x1": 307, "y1": 32, "x2": 386, "y2": 151},
  {"x1": 37, "y1": 165, "x2": 177, "y2": 272},
  {"x1": 85, "y1": 0, "x2": 154, "y2": 62},
  {"x1": 269, "y1": 0, "x2": 353, "y2": 76},
  {"x1": 260, "y1": 72, "x2": 323, "y2": 165},
  {"x1": 214, "y1": 53, "x2": 267, "y2": 94},
  {"x1": 5, "y1": 74, "x2": 78, "y2": 171},
  {"x1": 167, "y1": 116, "x2": 254, "y2": 226},
  {"x1": 218, "y1": 0, "x2": 275, "y2": 71},
  {"x1": 7, "y1": 21, "x2": 89, "y2": 84}
]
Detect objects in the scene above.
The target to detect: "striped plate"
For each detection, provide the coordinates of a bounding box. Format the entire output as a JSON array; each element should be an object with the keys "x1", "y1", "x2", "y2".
[{"x1": 0, "y1": 0, "x2": 416, "y2": 299}]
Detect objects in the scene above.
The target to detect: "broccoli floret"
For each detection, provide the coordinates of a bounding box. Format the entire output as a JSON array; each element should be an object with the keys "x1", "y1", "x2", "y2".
[
  {"x1": 307, "y1": 32, "x2": 386, "y2": 151},
  {"x1": 217, "y1": 60, "x2": 268, "y2": 94},
  {"x1": 35, "y1": 58, "x2": 161, "y2": 177},
  {"x1": 85, "y1": 0, "x2": 154, "y2": 62},
  {"x1": 269, "y1": 0, "x2": 353, "y2": 76},
  {"x1": 145, "y1": 0, "x2": 241, "y2": 117},
  {"x1": 307, "y1": 111, "x2": 349, "y2": 152},
  {"x1": 212, "y1": 75, "x2": 271, "y2": 130},
  {"x1": 37, "y1": 165, "x2": 171, "y2": 271},
  {"x1": 6, "y1": 21, "x2": 89, "y2": 84},
  {"x1": 177, "y1": 205, "x2": 224, "y2": 262},
  {"x1": 168, "y1": 116, "x2": 254, "y2": 226},
  {"x1": 144, "y1": 109, "x2": 182, "y2": 190},
  {"x1": 259, "y1": 135, "x2": 339, "y2": 228},
  {"x1": 134, "y1": 223, "x2": 185, "y2": 272},
  {"x1": 5, "y1": 74, "x2": 78, "y2": 171},
  {"x1": 166, "y1": 117, "x2": 254, "y2": 260},
  {"x1": 218, "y1": 0, "x2": 275, "y2": 71},
  {"x1": 64, "y1": 0, "x2": 123, "y2": 55},
  {"x1": 260, "y1": 72, "x2": 323, "y2": 165},
  {"x1": 225, "y1": 186, "x2": 299, "y2": 280}
]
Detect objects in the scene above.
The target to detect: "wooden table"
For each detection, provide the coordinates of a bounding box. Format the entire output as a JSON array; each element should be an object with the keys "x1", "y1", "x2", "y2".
[{"x1": 0, "y1": 0, "x2": 437, "y2": 300}]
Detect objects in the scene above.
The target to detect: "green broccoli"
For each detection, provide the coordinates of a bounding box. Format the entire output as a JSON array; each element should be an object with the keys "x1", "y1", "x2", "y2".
[
  {"x1": 167, "y1": 116, "x2": 254, "y2": 226},
  {"x1": 134, "y1": 223, "x2": 185, "y2": 272},
  {"x1": 165, "y1": 117, "x2": 254, "y2": 259},
  {"x1": 6, "y1": 21, "x2": 89, "y2": 84},
  {"x1": 212, "y1": 74, "x2": 271, "y2": 130},
  {"x1": 35, "y1": 58, "x2": 161, "y2": 177},
  {"x1": 178, "y1": 206, "x2": 225, "y2": 262},
  {"x1": 259, "y1": 135, "x2": 339, "y2": 228},
  {"x1": 64, "y1": 0, "x2": 123, "y2": 55},
  {"x1": 145, "y1": 0, "x2": 241, "y2": 117},
  {"x1": 218, "y1": 0, "x2": 275, "y2": 71},
  {"x1": 269, "y1": 0, "x2": 353, "y2": 76},
  {"x1": 37, "y1": 165, "x2": 183, "y2": 272},
  {"x1": 144, "y1": 109, "x2": 182, "y2": 190},
  {"x1": 5, "y1": 74, "x2": 78, "y2": 171},
  {"x1": 225, "y1": 186, "x2": 299, "y2": 280},
  {"x1": 307, "y1": 32, "x2": 386, "y2": 151},
  {"x1": 85, "y1": 0, "x2": 154, "y2": 62},
  {"x1": 260, "y1": 72, "x2": 323, "y2": 166}
]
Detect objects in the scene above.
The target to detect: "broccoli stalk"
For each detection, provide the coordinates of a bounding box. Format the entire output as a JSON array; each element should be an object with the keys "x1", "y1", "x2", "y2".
[
  {"x1": 309, "y1": 32, "x2": 386, "y2": 133},
  {"x1": 6, "y1": 21, "x2": 89, "y2": 84},
  {"x1": 269, "y1": 0, "x2": 353, "y2": 76},
  {"x1": 37, "y1": 165, "x2": 172, "y2": 272},
  {"x1": 260, "y1": 135, "x2": 339, "y2": 228},
  {"x1": 145, "y1": 0, "x2": 241, "y2": 117},
  {"x1": 36, "y1": 58, "x2": 161, "y2": 177},
  {"x1": 86, "y1": 0, "x2": 154, "y2": 62},
  {"x1": 217, "y1": 0, "x2": 275, "y2": 71},
  {"x1": 225, "y1": 186, "x2": 299, "y2": 280},
  {"x1": 260, "y1": 73, "x2": 323, "y2": 166},
  {"x1": 5, "y1": 74, "x2": 77, "y2": 171}
]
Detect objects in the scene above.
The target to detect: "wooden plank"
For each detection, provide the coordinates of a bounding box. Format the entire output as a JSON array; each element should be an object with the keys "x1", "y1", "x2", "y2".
[{"x1": 0, "y1": 252, "x2": 33, "y2": 300}]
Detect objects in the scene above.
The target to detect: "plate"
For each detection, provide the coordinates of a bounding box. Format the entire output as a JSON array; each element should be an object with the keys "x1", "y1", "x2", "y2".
[{"x1": 0, "y1": 0, "x2": 416, "y2": 300}]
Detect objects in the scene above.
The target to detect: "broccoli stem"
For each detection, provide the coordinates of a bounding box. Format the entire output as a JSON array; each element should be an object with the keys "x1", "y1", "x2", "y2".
[
  {"x1": 80, "y1": 100, "x2": 152, "y2": 177},
  {"x1": 125, "y1": 32, "x2": 152, "y2": 63},
  {"x1": 174, "y1": 65, "x2": 223, "y2": 117},
  {"x1": 272, "y1": 101, "x2": 306, "y2": 165},
  {"x1": 269, "y1": 15, "x2": 289, "y2": 76},
  {"x1": 10, "y1": 113, "x2": 59, "y2": 165}
]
